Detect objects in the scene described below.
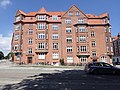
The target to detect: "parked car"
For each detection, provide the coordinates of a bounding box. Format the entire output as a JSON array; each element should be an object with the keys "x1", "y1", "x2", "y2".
[{"x1": 84, "y1": 62, "x2": 120, "y2": 75}]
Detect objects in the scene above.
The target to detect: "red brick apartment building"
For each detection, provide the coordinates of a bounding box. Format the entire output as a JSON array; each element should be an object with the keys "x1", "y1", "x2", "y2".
[
  {"x1": 11, "y1": 5, "x2": 113, "y2": 65},
  {"x1": 112, "y1": 33, "x2": 120, "y2": 64}
]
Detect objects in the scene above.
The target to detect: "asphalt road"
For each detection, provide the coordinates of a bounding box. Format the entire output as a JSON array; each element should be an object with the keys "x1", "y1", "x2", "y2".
[{"x1": 0, "y1": 61, "x2": 120, "y2": 90}]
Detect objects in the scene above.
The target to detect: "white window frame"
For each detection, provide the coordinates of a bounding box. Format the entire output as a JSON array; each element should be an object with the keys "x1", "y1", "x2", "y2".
[
  {"x1": 52, "y1": 15, "x2": 58, "y2": 20},
  {"x1": 28, "y1": 29, "x2": 33, "y2": 35},
  {"x1": 80, "y1": 27, "x2": 86, "y2": 32},
  {"x1": 52, "y1": 24, "x2": 58, "y2": 30},
  {"x1": 28, "y1": 38, "x2": 33, "y2": 44},
  {"x1": 15, "y1": 34, "x2": 19, "y2": 40},
  {"x1": 66, "y1": 28, "x2": 72, "y2": 33},
  {"x1": 80, "y1": 46, "x2": 87, "y2": 52},
  {"x1": 28, "y1": 48, "x2": 32, "y2": 54},
  {"x1": 38, "y1": 53, "x2": 45, "y2": 59},
  {"x1": 66, "y1": 37, "x2": 72, "y2": 43},
  {"x1": 37, "y1": 15, "x2": 46, "y2": 20},
  {"x1": 78, "y1": 19, "x2": 84, "y2": 23},
  {"x1": 38, "y1": 43, "x2": 45, "y2": 49},
  {"x1": 38, "y1": 33, "x2": 45, "y2": 39},
  {"x1": 66, "y1": 19, "x2": 71, "y2": 24},
  {"x1": 14, "y1": 45, "x2": 18, "y2": 50},
  {"x1": 80, "y1": 56, "x2": 87, "y2": 63},
  {"x1": 52, "y1": 52, "x2": 59, "y2": 59},
  {"x1": 52, "y1": 34, "x2": 58, "y2": 39},
  {"x1": 15, "y1": 24, "x2": 20, "y2": 30},
  {"x1": 79, "y1": 36, "x2": 86, "y2": 42},
  {"x1": 37, "y1": 23, "x2": 45, "y2": 29},
  {"x1": 67, "y1": 46, "x2": 72, "y2": 52},
  {"x1": 53, "y1": 43, "x2": 58, "y2": 50},
  {"x1": 67, "y1": 56, "x2": 73, "y2": 63}
]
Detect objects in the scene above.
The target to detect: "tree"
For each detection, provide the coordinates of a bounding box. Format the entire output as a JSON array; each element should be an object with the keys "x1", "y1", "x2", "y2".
[
  {"x1": 0, "y1": 51, "x2": 4, "y2": 60},
  {"x1": 4, "y1": 52, "x2": 14, "y2": 60}
]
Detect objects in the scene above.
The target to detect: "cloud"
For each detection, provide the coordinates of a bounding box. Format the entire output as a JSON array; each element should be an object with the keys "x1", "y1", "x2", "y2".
[
  {"x1": 0, "y1": 0, "x2": 12, "y2": 8},
  {"x1": 0, "y1": 33, "x2": 12, "y2": 55}
]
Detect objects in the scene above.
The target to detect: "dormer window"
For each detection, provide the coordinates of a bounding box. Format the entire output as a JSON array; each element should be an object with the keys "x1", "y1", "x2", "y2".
[
  {"x1": 16, "y1": 16, "x2": 21, "y2": 21},
  {"x1": 37, "y1": 15, "x2": 46, "y2": 20},
  {"x1": 52, "y1": 15, "x2": 58, "y2": 20}
]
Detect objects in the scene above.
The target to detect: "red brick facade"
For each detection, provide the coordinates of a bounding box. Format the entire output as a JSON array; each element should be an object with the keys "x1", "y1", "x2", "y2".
[{"x1": 11, "y1": 5, "x2": 113, "y2": 65}]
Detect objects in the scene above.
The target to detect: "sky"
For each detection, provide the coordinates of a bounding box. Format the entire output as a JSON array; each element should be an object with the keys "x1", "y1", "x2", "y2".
[{"x1": 0, "y1": 0, "x2": 120, "y2": 55}]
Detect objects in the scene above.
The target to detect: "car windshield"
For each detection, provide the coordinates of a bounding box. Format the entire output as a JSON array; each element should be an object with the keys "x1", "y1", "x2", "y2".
[{"x1": 102, "y1": 63, "x2": 112, "y2": 67}]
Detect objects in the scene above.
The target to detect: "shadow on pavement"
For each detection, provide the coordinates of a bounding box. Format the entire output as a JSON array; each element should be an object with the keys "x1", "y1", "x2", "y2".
[{"x1": 2, "y1": 70, "x2": 120, "y2": 90}]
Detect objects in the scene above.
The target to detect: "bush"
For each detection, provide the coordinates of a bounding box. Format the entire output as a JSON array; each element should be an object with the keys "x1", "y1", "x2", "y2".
[{"x1": 60, "y1": 59, "x2": 64, "y2": 65}]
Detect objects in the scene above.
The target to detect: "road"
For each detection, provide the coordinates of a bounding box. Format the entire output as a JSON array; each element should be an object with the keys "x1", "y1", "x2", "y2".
[{"x1": 0, "y1": 61, "x2": 120, "y2": 90}]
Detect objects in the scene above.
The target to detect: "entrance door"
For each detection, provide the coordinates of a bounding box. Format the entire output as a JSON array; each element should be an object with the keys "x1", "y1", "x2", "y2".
[{"x1": 28, "y1": 57, "x2": 32, "y2": 64}]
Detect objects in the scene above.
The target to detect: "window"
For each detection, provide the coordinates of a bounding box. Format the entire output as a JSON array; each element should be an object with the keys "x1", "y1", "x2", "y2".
[
  {"x1": 76, "y1": 37, "x2": 79, "y2": 42},
  {"x1": 22, "y1": 25, "x2": 24, "y2": 30},
  {"x1": 28, "y1": 29, "x2": 33, "y2": 35},
  {"x1": 52, "y1": 24, "x2": 58, "y2": 30},
  {"x1": 107, "y1": 46, "x2": 109, "y2": 52},
  {"x1": 106, "y1": 37, "x2": 108, "y2": 43},
  {"x1": 37, "y1": 23, "x2": 45, "y2": 29},
  {"x1": 91, "y1": 31, "x2": 95, "y2": 37},
  {"x1": 92, "y1": 51, "x2": 96, "y2": 56},
  {"x1": 80, "y1": 27, "x2": 86, "y2": 32},
  {"x1": 38, "y1": 53, "x2": 45, "y2": 59},
  {"x1": 66, "y1": 37, "x2": 72, "y2": 43},
  {"x1": 101, "y1": 56, "x2": 107, "y2": 62},
  {"x1": 37, "y1": 15, "x2": 46, "y2": 20},
  {"x1": 14, "y1": 45, "x2": 18, "y2": 50},
  {"x1": 91, "y1": 41, "x2": 96, "y2": 47},
  {"x1": 38, "y1": 33, "x2": 45, "y2": 39},
  {"x1": 79, "y1": 36, "x2": 86, "y2": 42},
  {"x1": 15, "y1": 24, "x2": 20, "y2": 30},
  {"x1": 16, "y1": 16, "x2": 21, "y2": 21},
  {"x1": 15, "y1": 34, "x2": 19, "y2": 40},
  {"x1": 53, "y1": 43, "x2": 58, "y2": 50},
  {"x1": 28, "y1": 38, "x2": 33, "y2": 44},
  {"x1": 52, "y1": 34, "x2": 58, "y2": 39},
  {"x1": 68, "y1": 11, "x2": 73, "y2": 16},
  {"x1": 67, "y1": 46, "x2": 72, "y2": 52},
  {"x1": 76, "y1": 28, "x2": 78, "y2": 33},
  {"x1": 38, "y1": 43, "x2": 45, "y2": 49},
  {"x1": 80, "y1": 56, "x2": 87, "y2": 63},
  {"x1": 28, "y1": 48, "x2": 32, "y2": 54},
  {"x1": 66, "y1": 19, "x2": 71, "y2": 24},
  {"x1": 66, "y1": 28, "x2": 72, "y2": 33},
  {"x1": 78, "y1": 19, "x2": 84, "y2": 23},
  {"x1": 52, "y1": 52, "x2": 59, "y2": 59},
  {"x1": 52, "y1": 15, "x2": 58, "y2": 20},
  {"x1": 75, "y1": 12, "x2": 80, "y2": 16},
  {"x1": 104, "y1": 27, "x2": 107, "y2": 32},
  {"x1": 80, "y1": 46, "x2": 87, "y2": 52},
  {"x1": 67, "y1": 56, "x2": 73, "y2": 63}
]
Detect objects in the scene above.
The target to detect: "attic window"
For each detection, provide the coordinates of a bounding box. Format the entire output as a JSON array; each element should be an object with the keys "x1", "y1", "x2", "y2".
[
  {"x1": 75, "y1": 12, "x2": 80, "y2": 16},
  {"x1": 16, "y1": 16, "x2": 21, "y2": 21},
  {"x1": 68, "y1": 11, "x2": 73, "y2": 16}
]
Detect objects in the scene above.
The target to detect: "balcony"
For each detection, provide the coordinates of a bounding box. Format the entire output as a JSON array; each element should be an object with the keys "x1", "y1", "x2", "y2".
[
  {"x1": 76, "y1": 52, "x2": 90, "y2": 57},
  {"x1": 35, "y1": 49, "x2": 48, "y2": 53}
]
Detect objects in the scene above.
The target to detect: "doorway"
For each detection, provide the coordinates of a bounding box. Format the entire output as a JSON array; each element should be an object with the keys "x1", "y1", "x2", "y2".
[{"x1": 28, "y1": 57, "x2": 32, "y2": 64}]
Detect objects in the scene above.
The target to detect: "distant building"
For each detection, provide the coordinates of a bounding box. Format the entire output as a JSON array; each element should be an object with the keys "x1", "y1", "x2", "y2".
[
  {"x1": 11, "y1": 5, "x2": 113, "y2": 65},
  {"x1": 112, "y1": 33, "x2": 120, "y2": 64}
]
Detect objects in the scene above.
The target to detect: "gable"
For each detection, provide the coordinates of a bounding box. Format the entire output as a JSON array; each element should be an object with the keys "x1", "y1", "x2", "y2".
[{"x1": 62, "y1": 5, "x2": 87, "y2": 18}]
